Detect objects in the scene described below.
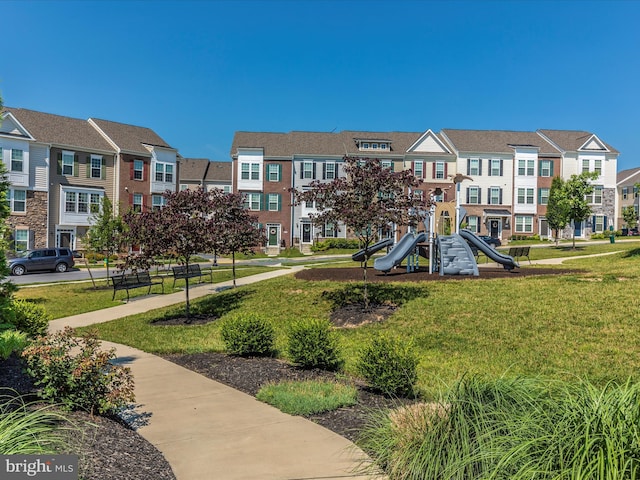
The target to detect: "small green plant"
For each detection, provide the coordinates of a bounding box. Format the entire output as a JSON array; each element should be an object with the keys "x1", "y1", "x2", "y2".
[
  {"x1": 322, "y1": 284, "x2": 428, "y2": 308},
  {"x1": 0, "y1": 330, "x2": 28, "y2": 360},
  {"x1": 220, "y1": 314, "x2": 275, "y2": 356},
  {"x1": 311, "y1": 238, "x2": 360, "y2": 252},
  {"x1": 256, "y1": 379, "x2": 357, "y2": 415},
  {"x1": 21, "y1": 326, "x2": 135, "y2": 415},
  {"x1": 356, "y1": 334, "x2": 418, "y2": 397},
  {"x1": 9, "y1": 299, "x2": 50, "y2": 337},
  {"x1": 0, "y1": 389, "x2": 68, "y2": 454},
  {"x1": 287, "y1": 318, "x2": 343, "y2": 371}
]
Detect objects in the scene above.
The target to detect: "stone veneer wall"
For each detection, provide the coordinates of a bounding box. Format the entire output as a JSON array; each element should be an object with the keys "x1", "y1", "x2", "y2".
[
  {"x1": 5, "y1": 191, "x2": 48, "y2": 249},
  {"x1": 560, "y1": 188, "x2": 616, "y2": 239}
]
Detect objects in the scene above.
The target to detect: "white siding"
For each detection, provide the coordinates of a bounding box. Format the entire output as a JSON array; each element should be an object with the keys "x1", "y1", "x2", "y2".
[
  {"x1": 30, "y1": 144, "x2": 49, "y2": 191},
  {"x1": 1, "y1": 137, "x2": 30, "y2": 187},
  {"x1": 237, "y1": 149, "x2": 263, "y2": 191}
]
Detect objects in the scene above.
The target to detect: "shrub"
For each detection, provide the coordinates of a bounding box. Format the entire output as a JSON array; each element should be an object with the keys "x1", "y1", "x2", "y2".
[
  {"x1": 356, "y1": 334, "x2": 418, "y2": 397},
  {"x1": 21, "y1": 327, "x2": 135, "y2": 415},
  {"x1": 9, "y1": 299, "x2": 50, "y2": 337},
  {"x1": 287, "y1": 318, "x2": 343, "y2": 371},
  {"x1": 311, "y1": 238, "x2": 360, "y2": 252},
  {"x1": 220, "y1": 314, "x2": 275, "y2": 356},
  {"x1": 0, "y1": 330, "x2": 28, "y2": 360}
]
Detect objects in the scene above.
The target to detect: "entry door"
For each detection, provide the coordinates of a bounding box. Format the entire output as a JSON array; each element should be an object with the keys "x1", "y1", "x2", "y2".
[
  {"x1": 540, "y1": 218, "x2": 549, "y2": 238},
  {"x1": 57, "y1": 230, "x2": 74, "y2": 248},
  {"x1": 574, "y1": 221, "x2": 583, "y2": 237},
  {"x1": 489, "y1": 219, "x2": 500, "y2": 237},
  {"x1": 268, "y1": 225, "x2": 279, "y2": 246},
  {"x1": 302, "y1": 223, "x2": 312, "y2": 243}
]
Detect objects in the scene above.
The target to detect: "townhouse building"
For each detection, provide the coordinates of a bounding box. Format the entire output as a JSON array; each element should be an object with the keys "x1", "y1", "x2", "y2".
[
  {"x1": 203, "y1": 161, "x2": 232, "y2": 193},
  {"x1": 231, "y1": 128, "x2": 619, "y2": 251},
  {"x1": 1, "y1": 107, "x2": 177, "y2": 252},
  {"x1": 178, "y1": 158, "x2": 210, "y2": 191},
  {"x1": 616, "y1": 167, "x2": 640, "y2": 229}
]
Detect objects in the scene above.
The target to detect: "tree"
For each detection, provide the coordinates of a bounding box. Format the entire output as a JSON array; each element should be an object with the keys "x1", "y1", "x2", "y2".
[
  {"x1": 85, "y1": 197, "x2": 125, "y2": 281},
  {"x1": 212, "y1": 192, "x2": 265, "y2": 287},
  {"x1": 123, "y1": 188, "x2": 218, "y2": 322},
  {"x1": 291, "y1": 156, "x2": 428, "y2": 308},
  {"x1": 622, "y1": 205, "x2": 638, "y2": 231},
  {"x1": 546, "y1": 176, "x2": 570, "y2": 246},
  {"x1": 564, "y1": 171, "x2": 600, "y2": 249}
]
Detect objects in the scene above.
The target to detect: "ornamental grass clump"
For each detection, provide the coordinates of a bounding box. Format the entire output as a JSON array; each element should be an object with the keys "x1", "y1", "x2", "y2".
[
  {"x1": 358, "y1": 375, "x2": 640, "y2": 480},
  {"x1": 220, "y1": 314, "x2": 275, "y2": 356},
  {"x1": 21, "y1": 326, "x2": 135, "y2": 415},
  {"x1": 287, "y1": 318, "x2": 343, "y2": 371},
  {"x1": 256, "y1": 380, "x2": 357, "y2": 415},
  {"x1": 356, "y1": 334, "x2": 418, "y2": 397},
  {"x1": 0, "y1": 330, "x2": 28, "y2": 360}
]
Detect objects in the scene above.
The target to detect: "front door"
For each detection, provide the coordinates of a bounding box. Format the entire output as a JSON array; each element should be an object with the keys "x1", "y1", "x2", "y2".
[
  {"x1": 56, "y1": 228, "x2": 75, "y2": 249},
  {"x1": 540, "y1": 218, "x2": 549, "y2": 238},
  {"x1": 268, "y1": 225, "x2": 279, "y2": 246},
  {"x1": 302, "y1": 222, "x2": 312, "y2": 243},
  {"x1": 574, "y1": 220, "x2": 583, "y2": 237},
  {"x1": 489, "y1": 219, "x2": 500, "y2": 237}
]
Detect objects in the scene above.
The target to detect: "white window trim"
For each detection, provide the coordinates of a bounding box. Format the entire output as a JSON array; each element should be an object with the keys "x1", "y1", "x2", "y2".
[
  {"x1": 90, "y1": 155, "x2": 103, "y2": 179},
  {"x1": 9, "y1": 189, "x2": 27, "y2": 213},
  {"x1": 62, "y1": 150, "x2": 75, "y2": 176}
]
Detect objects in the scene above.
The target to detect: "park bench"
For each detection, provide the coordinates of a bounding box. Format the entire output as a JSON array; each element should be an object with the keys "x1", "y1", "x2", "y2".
[
  {"x1": 507, "y1": 246, "x2": 531, "y2": 264},
  {"x1": 111, "y1": 271, "x2": 164, "y2": 302},
  {"x1": 171, "y1": 264, "x2": 213, "y2": 288}
]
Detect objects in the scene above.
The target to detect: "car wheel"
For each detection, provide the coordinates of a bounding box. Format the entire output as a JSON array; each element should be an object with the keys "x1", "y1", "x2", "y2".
[
  {"x1": 12, "y1": 265, "x2": 26, "y2": 276},
  {"x1": 55, "y1": 263, "x2": 68, "y2": 273}
]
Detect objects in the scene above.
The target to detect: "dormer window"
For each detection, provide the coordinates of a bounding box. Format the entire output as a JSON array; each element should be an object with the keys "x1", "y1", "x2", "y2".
[
  {"x1": 357, "y1": 139, "x2": 391, "y2": 152},
  {"x1": 379, "y1": 143, "x2": 388, "y2": 150},
  {"x1": 362, "y1": 143, "x2": 369, "y2": 149},
  {"x1": 372, "y1": 143, "x2": 378, "y2": 149}
]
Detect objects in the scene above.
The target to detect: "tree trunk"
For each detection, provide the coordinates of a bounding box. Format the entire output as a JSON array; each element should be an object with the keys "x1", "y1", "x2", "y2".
[
  {"x1": 232, "y1": 251, "x2": 237, "y2": 287},
  {"x1": 362, "y1": 259, "x2": 369, "y2": 311},
  {"x1": 184, "y1": 261, "x2": 191, "y2": 324}
]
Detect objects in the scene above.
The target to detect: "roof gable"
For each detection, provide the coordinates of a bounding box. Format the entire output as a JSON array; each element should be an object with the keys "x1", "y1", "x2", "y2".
[
  {"x1": 407, "y1": 129, "x2": 452, "y2": 154},
  {"x1": 579, "y1": 134, "x2": 608, "y2": 152},
  {"x1": 89, "y1": 118, "x2": 174, "y2": 156},
  {"x1": 537, "y1": 129, "x2": 618, "y2": 154},
  {"x1": 0, "y1": 111, "x2": 34, "y2": 140}
]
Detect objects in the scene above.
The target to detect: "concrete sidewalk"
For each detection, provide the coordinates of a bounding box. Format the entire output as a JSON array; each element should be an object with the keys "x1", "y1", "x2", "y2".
[{"x1": 49, "y1": 267, "x2": 382, "y2": 480}]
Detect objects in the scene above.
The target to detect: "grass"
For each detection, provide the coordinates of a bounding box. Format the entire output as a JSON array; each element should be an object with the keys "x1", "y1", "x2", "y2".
[
  {"x1": 256, "y1": 379, "x2": 357, "y2": 415},
  {"x1": 14, "y1": 266, "x2": 276, "y2": 319}
]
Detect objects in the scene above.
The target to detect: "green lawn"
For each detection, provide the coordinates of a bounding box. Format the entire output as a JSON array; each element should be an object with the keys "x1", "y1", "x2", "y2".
[{"x1": 66, "y1": 242, "x2": 640, "y2": 398}]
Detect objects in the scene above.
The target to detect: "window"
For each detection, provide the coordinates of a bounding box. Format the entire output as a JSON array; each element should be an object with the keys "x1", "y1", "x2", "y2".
[
  {"x1": 90, "y1": 155, "x2": 103, "y2": 179},
  {"x1": 468, "y1": 158, "x2": 480, "y2": 176},
  {"x1": 466, "y1": 215, "x2": 480, "y2": 233},
  {"x1": 594, "y1": 215, "x2": 605, "y2": 233},
  {"x1": 623, "y1": 187, "x2": 628, "y2": 199},
  {"x1": 381, "y1": 160, "x2": 392, "y2": 170},
  {"x1": 582, "y1": 159, "x2": 590, "y2": 174},
  {"x1": 539, "y1": 188, "x2": 549, "y2": 205},
  {"x1": 540, "y1": 160, "x2": 552, "y2": 177},
  {"x1": 325, "y1": 162, "x2": 336, "y2": 179},
  {"x1": 413, "y1": 161, "x2": 424, "y2": 178},
  {"x1": 11, "y1": 149, "x2": 24, "y2": 172},
  {"x1": 90, "y1": 193, "x2": 101, "y2": 213},
  {"x1": 303, "y1": 162, "x2": 314, "y2": 179},
  {"x1": 155, "y1": 163, "x2": 173, "y2": 182},
  {"x1": 65, "y1": 192, "x2": 76, "y2": 212},
  {"x1": 362, "y1": 143, "x2": 369, "y2": 149},
  {"x1": 223, "y1": 185, "x2": 232, "y2": 194},
  {"x1": 372, "y1": 143, "x2": 378, "y2": 149},
  {"x1": 267, "y1": 193, "x2": 280, "y2": 211},
  {"x1": 9, "y1": 189, "x2": 26, "y2": 213},
  {"x1": 244, "y1": 193, "x2": 261, "y2": 211},
  {"x1": 241, "y1": 163, "x2": 250, "y2": 180},
  {"x1": 267, "y1": 164, "x2": 280, "y2": 182},
  {"x1": 323, "y1": 222, "x2": 336, "y2": 237},
  {"x1": 14, "y1": 229, "x2": 28, "y2": 252},
  {"x1": 517, "y1": 159, "x2": 533, "y2": 176},
  {"x1": 133, "y1": 160, "x2": 144, "y2": 180},
  {"x1": 589, "y1": 185, "x2": 603, "y2": 204},
  {"x1": 517, "y1": 188, "x2": 534, "y2": 205},
  {"x1": 250, "y1": 163, "x2": 259, "y2": 180},
  {"x1": 635, "y1": 186, "x2": 639, "y2": 198},
  {"x1": 515, "y1": 215, "x2": 533, "y2": 233},
  {"x1": 78, "y1": 192, "x2": 89, "y2": 213},
  {"x1": 133, "y1": 193, "x2": 143, "y2": 213},
  {"x1": 594, "y1": 159, "x2": 602, "y2": 176},
  {"x1": 490, "y1": 159, "x2": 502, "y2": 176},
  {"x1": 489, "y1": 187, "x2": 502, "y2": 205},
  {"x1": 152, "y1": 195, "x2": 166, "y2": 210},
  {"x1": 62, "y1": 152, "x2": 74, "y2": 176},
  {"x1": 379, "y1": 143, "x2": 388, "y2": 150},
  {"x1": 180, "y1": 184, "x2": 189, "y2": 191},
  {"x1": 435, "y1": 162, "x2": 445, "y2": 179},
  {"x1": 467, "y1": 186, "x2": 480, "y2": 204}
]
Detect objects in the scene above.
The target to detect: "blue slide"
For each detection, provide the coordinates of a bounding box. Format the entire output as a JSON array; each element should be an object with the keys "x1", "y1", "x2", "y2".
[
  {"x1": 374, "y1": 232, "x2": 428, "y2": 273},
  {"x1": 459, "y1": 229, "x2": 519, "y2": 270},
  {"x1": 351, "y1": 237, "x2": 394, "y2": 262}
]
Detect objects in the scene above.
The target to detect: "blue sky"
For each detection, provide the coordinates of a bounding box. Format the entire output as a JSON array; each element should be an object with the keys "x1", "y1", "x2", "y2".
[{"x1": 2, "y1": 0, "x2": 639, "y2": 170}]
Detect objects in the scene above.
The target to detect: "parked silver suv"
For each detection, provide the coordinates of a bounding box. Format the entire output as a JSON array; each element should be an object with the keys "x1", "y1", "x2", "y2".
[{"x1": 8, "y1": 248, "x2": 75, "y2": 276}]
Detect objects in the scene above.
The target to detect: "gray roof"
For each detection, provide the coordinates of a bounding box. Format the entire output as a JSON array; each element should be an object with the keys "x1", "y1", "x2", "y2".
[
  {"x1": 441, "y1": 129, "x2": 560, "y2": 155},
  {"x1": 231, "y1": 130, "x2": 426, "y2": 158},
  {"x1": 204, "y1": 161, "x2": 231, "y2": 182},
  {"x1": 90, "y1": 118, "x2": 174, "y2": 155},
  {"x1": 538, "y1": 129, "x2": 619, "y2": 154},
  {"x1": 3, "y1": 107, "x2": 115, "y2": 153},
  {"x1": 178, "y1": 158, "x2": 210, "y2": 182},
  {"x1": 617, "y1": 167, "x2": 640, "y2": 184}
]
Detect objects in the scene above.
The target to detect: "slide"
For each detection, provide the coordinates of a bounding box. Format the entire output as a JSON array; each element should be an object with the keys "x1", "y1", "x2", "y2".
[
  {"x1": 459, "y1": 229, "x2": 519, "y2": 270},
  {"x1": 351, "y1": 237, "x2": 394, "y2": 262},
  {"x1": 374, "y1": 232, "x2": 427, "y2": 273}
]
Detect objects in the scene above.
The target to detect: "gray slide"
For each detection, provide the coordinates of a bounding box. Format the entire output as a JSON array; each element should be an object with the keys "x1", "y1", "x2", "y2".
[
  {"x1": 459, "y1": 229, "x2": 519, "y2": 270},
  {"x1": 352, "y1": 238, "x2": 394, "y2": 262},
  {"x1": 374, "y1": 232, "x2": 427, "y2": 273}
]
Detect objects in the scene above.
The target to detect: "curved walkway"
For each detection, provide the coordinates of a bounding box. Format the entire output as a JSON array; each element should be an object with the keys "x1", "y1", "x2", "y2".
[{"x1": 48, "y1": 267, "x2": 382, "y2": 480}]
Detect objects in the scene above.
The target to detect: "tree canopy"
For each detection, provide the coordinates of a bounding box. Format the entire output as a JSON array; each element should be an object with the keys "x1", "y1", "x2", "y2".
[{"x1": 85, "y1": 196, "x2": 125, "y2": 279}]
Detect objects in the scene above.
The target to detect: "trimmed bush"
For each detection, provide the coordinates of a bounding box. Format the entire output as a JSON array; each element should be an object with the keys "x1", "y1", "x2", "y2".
[
  {"x1": 220, "y1": 314, "x2": 275, "y2": 356},
  {"x1": 9, "y1": 299, "x2": 50, "y2": 337},
  {"x1": 287, "y1": 318, "x2": 343, "y2": 371},
  {"x1": 0, "y1": 330, "x2": 28, "y2": 360},
  {"x1": 356, "y1": 334, "x2": 418, "y2": 397},
  {"x1": 22, "y1": 326, "x2": 135, "y2": 415}
]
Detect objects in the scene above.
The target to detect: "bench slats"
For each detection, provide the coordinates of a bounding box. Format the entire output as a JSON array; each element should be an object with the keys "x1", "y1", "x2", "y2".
[
  {"x1": 112, "y1": 271, "x2": 164, "y2": 302},
  {"x1": 507, "y1": 246, "x2": 531, "y2": 264}
]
